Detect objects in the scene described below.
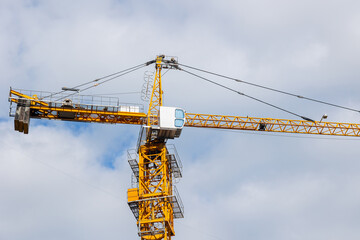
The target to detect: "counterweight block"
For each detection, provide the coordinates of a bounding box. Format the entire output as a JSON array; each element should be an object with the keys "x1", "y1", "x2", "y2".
[{"x1": 14, "y1": 99, "x2": 31, "y2": 134}]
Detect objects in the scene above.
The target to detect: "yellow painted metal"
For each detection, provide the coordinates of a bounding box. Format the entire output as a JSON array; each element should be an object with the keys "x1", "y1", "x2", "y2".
[
  {"x1": 29, "y1": 105, "x2": 145, "y2": 124},
  {"x1": 10, "y1": 89, "x2": 48, "y2": 106},
  {"x1": 147, "y1": 55, "x2": 164, "y2": 126},
  {"x1": 127, "y1": 55, "x2": 177, "y2": 239},
  {"x1": 135, "y1": 143, "x2": 174, "y2": 240},
  {"x1": 9, "y1": 90, "x2": 146, "y2": 125},
  {"x1": 185, "y1": 113, "x2": 360, "y2": 137},
  {"x1": 128, "y1": 188, "x2": 139, "y2": 202}
]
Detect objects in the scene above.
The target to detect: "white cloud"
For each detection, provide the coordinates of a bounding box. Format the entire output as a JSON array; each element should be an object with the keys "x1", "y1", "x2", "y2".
[
  {"x1": 177, "y1": 131, "x2": 360, "y2": 240},
  {"x1": 0, "y1": 120, "x2": 139, "y2": 239},
  {"x1": 1, "y1": 0, "x2": 360, "y2": 239}
]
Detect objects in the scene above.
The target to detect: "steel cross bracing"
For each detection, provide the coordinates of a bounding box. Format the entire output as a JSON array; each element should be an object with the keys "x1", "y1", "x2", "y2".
[
  {"x1": 127, "y1": 143, "x2": 184, "y2": 240},
  {"x1": 139, "y1": 144, "x2": 174, "y2": 239},
  {"x1": 8, "y1": 55, "x2": 360, "y2": 240},
  {"x1": 185, "y1": 113, "x2": 360, "y2": 137},
  {"x1": 128, "y1": 145, "x2": 182, "y2": 182}
]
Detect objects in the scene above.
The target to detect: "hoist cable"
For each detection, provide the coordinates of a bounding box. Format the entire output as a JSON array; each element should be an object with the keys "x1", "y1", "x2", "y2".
[
  {"x1": 55, "y1": 64, "x2": 147, "y2": 101},
  {"x1": 74, "y1": 61, "x2": 154, "y2": 89},
  {"x1": 178, "y1": 63, "x2": 360, "y2": 114},
  {"x1": 91, "y1": 92, "x2": 140, "y2": 96},
  {"x1": 41, "y1": 60, "x2": 155, "y2": 100},
  {"x1": 181, "y1": 68, "x2": 315, "y2": 122}
]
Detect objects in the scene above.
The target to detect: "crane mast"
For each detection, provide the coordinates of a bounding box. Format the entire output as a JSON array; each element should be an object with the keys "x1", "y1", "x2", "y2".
[
  {"x1": 7, "y1": 55, "x2": 360, "y2": 240},
  {"x1": 127, "y1": 55, "x2": 184, "y2": 240}
]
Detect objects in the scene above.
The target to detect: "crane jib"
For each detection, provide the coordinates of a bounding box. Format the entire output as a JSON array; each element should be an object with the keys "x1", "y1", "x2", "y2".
[{"x1": 8, "y1": 89, "x2": 360, "y2": 137}]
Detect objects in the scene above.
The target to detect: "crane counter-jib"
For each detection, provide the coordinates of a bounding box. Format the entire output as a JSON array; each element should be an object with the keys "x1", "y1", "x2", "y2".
[
  {"x1": 10, "y1": 101, "x2": 146, "y2": 124},
  {"x1": 8, "y1": 88, "x2": 147, "y2": 133}
]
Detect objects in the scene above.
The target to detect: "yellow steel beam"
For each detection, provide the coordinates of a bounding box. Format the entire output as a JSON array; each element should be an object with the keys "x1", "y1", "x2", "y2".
[
  {"x1": 10, "y1": 89, "x2": 48, "y2": 106},
  {"x1": 185, "y1": 113, "x2": 360, "y2": 137},
  {"x1": 30, "y1": 105, "x2": 146, "y2": 124},
  {"x1": 147, "y1": 55, "x2": 164, "y2": 126},
  {"x1": 9, "y1": 89, "x2": 146, "y2": 125}
]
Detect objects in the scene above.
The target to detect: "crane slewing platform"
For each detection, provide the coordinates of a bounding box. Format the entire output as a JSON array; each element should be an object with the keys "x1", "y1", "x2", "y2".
[{"x1": 8, "y1": 55, "x2": 360, "y2": 240}]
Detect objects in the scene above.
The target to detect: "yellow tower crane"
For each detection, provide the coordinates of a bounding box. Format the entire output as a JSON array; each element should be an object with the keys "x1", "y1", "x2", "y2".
[{"x1": 8, "y1": 55, "x2": 360, "y2": 240}]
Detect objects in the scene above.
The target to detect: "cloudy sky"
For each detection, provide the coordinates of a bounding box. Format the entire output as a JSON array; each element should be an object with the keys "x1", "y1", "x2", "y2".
[{"x1": 1, "y1": 0, "x2": 360, "y2": 239}]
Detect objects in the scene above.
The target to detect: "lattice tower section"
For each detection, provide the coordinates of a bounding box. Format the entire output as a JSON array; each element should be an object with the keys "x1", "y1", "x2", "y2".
[
  {"x1": 140, "y1": 143, "x2": 173, "y2": 239},
  {"x1": 147, "y1": 56, "x2": 164, "y2": 126}
]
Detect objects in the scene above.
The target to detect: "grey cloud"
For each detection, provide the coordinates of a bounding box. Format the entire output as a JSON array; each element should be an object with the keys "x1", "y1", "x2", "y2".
[{"x1": 1, "y1": 0, "x2": 360, "y2": 239}]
